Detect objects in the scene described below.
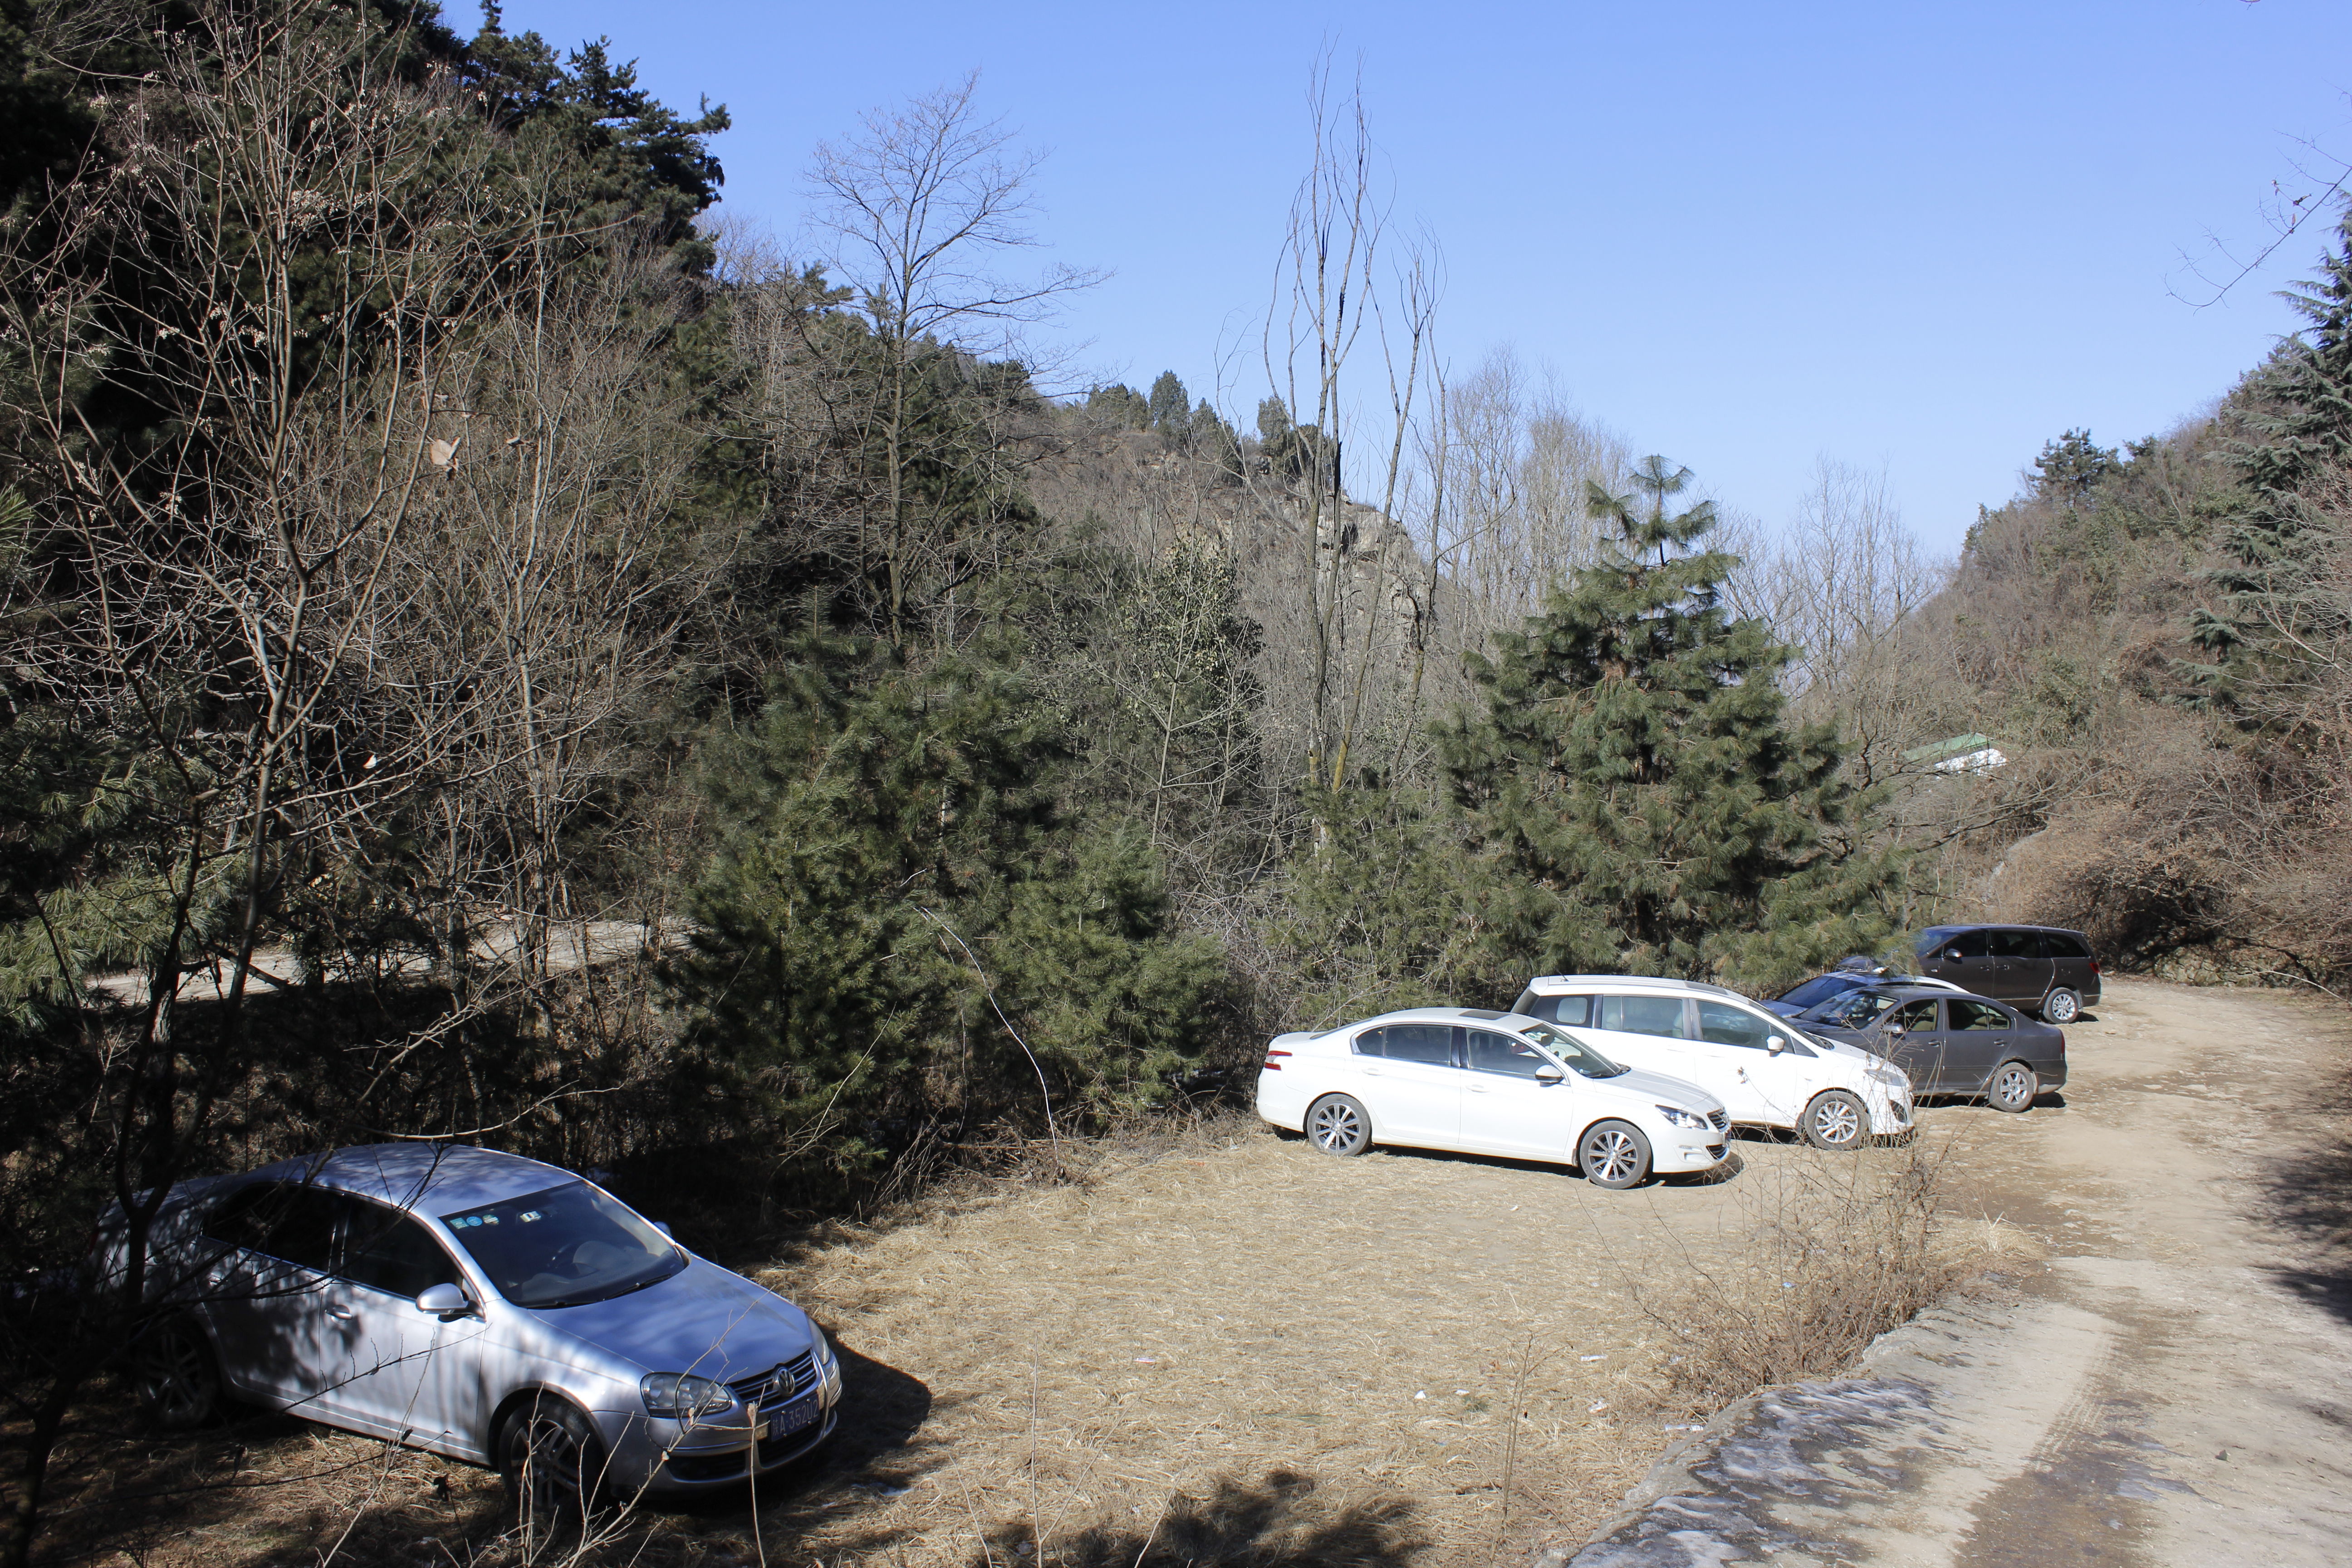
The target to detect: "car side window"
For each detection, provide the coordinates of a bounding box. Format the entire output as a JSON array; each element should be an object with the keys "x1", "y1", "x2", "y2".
[
  {"x1": 206, "y1": 1181, "x2": 338, "y2": 1272},
  {"x1": 1940, "y1": 931, "x2": 1988, "y2": 960},
  {"x1": 1697, "y1": 1001, "x2": 1773, "y2": 1049},
  {"x1": 1539, "y1": 995, "x2": 1592, "y2": 1026},
  {"x1": 1382, "y1": 1023, "x2": 1458, "y2": 1066},
  {"x1": 1595, "y1": 995, "x2": 1695, "y2": 1039},
  {"x1": 1946, "y1": 1000, "x2": 2011, "y2": 1032},
  {"x1": 340, "y1": 1200, "x2": 462, "y2": 1298},
  {"x1": 2043, "y1": 932, "x2": 2089, "y2": 959},
  {"x1": 1466, "y1": 1029, "x2": 1550, "y2": 1078},
  {"x1": 1892, "y1": 1000, "x2": 1939, "y2": 1033},
  {"x1": 1352, "y1": 1027, "x2": 1386, "y2": 1056},
  {"x1": 1832, "y1": 992, "x2": 1898, "y2": 1027},
  {"x1": 1988, "y1": 929, "x2": 2039, "y2": 960}
]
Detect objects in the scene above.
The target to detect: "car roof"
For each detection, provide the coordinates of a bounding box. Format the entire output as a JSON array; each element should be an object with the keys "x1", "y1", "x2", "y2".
[
  {"x1": 236, "y1": 1144, "x2": 583, "y2": 1217},
  {"x1": 1842, "y1": 984, "x2": 2002, "y2": 1005},
  {"x1": 1354, "y1": 1006, "x2": 1539, "y2": 1029},
  {"x1": 1521, "y1": 973, "x2": 1745, "y2": 1000},
  {"x1": 1918, "y1": 922, "x2": 2090, "y2": 937}
]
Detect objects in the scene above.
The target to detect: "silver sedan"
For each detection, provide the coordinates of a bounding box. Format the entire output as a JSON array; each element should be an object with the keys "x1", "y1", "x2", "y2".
[{"x1": 103, "y1": 1144, "x2": 841, "y2": 1514}]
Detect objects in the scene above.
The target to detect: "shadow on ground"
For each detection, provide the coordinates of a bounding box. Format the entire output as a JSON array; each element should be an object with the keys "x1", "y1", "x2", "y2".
[
  {"x1": 972, "y1": 1470, "x2": 1427, "y2": 1568},
  {"x1": 1274, "y1": 1126, "x2": 1743, "y2": 1188},
  {"x1": 2259, "y1": 1127, "x2": 2352, "y2": 1328}
]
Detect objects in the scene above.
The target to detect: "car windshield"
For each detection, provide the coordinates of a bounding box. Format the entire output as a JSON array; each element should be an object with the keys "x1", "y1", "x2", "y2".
[
  {"x1": 1802, "y1": 989, "x2": 1897, "y2": 1027},
  {"x1": 1775, "y1": 974, "x2": 1862, "y2": 1009},
  {"x1": 438, "y1": 1181, "x2": 683, "y2": 1309},
  {"x1": 1516, "y1": 1023, "x2": 1628, "y2": 1079}
]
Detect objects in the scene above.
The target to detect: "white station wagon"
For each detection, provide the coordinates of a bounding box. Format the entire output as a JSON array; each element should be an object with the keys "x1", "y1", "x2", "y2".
[
  {"x1": 1254, "y1": 1006, "x2": 1730, "y2": 1188},
  {"x1": 1510, "y1": 975, "x2": 1914, "y2": 1149}
]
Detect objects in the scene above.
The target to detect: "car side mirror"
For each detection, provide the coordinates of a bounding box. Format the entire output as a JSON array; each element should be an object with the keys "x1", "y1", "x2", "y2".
[
  {"x1": 1945, "y1": 949, "x2": 1964, "y2": 963},
  {"x1": 1534, "y1": 1065, "x2": 1565, "y2": 1084},
  {"x1": 1766, "y1": 1037, "x2": 1786, "y2": 1055},
  {"x1": 653, "y1": 1221, "x2": 674, "y2": 1239},
  {"x1": 1883, "y1": 1023, "x2": 1904, "y2": 1037},
  {"x1": 416, "y1": 1282, "x2": 473, "y2": 1319}
]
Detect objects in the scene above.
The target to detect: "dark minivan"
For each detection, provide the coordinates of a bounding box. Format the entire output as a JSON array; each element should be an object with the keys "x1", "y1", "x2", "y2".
[{"x1": 1914, "y1": 925, "x2": 2100, "y2": 1023}]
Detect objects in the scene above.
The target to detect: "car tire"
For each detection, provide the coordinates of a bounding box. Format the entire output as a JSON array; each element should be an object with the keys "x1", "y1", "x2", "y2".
[
  {"x1": 2040, "y1": 988, "x2": 2081, "y2": 1025},
  {"x1": 1800, "y1": 1089, "x2": 1870, "y2": 1151},
  {"x1": 134, "y1": 1314, "x2": 225, "y2": 1431},
  {"x1": 1305, "y1": 1094, "x2": 1372, "y2": 1156},
  {"x1": 1988, "y1": 1061, "x2": 2038, "y2": 1113},
  {"x1": 499, "y1": 1393, "x2": 608, "y2": 1536},
  {"x1": 1577, "y1": 1120, "x2": 1651, "y2": 1189}
]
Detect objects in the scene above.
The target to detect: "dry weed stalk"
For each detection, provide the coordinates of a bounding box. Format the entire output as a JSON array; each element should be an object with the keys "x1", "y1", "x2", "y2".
[{"x1": 1631, "y1": 1139, "x2": 1955, "y2": 1407}]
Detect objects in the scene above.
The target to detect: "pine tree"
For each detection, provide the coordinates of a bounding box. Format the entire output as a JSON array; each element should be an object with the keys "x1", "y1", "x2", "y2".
[
  {"x1": 2030, "y1": 428, "x2": 2119, "y2": 505},
  {"x1": 1437, "y1": 457, "x2": 1901, "y2": 986},
  {"x1": 1147, "y1": 370, "x2": 1190, "y2": 437},
  {"x1": 670, "y1": 639, "x2": 1223, "y2": 1147},
  {"x1": 2189, "y1": 208, "x2": 2352, "y2": 696}
]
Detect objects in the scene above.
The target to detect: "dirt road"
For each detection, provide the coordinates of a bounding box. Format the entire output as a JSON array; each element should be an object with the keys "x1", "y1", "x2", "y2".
[{"x1": 1564, "y1": 977, "x2": 2352, "y2": 1567}]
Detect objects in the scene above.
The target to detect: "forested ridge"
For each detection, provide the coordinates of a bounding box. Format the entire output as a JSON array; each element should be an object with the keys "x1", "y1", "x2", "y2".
[{"x1": 4, "y1": 3, "x2": 2351, "y2": 1558}]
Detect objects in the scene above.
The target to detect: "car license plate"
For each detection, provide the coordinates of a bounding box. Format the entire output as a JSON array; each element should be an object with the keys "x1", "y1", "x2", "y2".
[{"x1": 768, "y1": 1393, "x2": 819, "y2": 1441}]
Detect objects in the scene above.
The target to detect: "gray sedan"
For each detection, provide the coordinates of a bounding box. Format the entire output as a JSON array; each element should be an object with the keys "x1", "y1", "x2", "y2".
[
  {"x1": 103, "y1": 1145, "x2": 840, "y2": 1516},
  {"x1": 1792, "y1": 985, "x2": 2068, "y2": 1112}
]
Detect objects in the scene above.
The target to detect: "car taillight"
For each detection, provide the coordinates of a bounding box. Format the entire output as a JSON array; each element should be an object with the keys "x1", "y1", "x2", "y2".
[
  {"x1": 2089, "y1": 959, "x2": 2100, "y2": 975},
  {"x1": 1262, "y1": 1049, "x2": 1292, "y2": 1071}
]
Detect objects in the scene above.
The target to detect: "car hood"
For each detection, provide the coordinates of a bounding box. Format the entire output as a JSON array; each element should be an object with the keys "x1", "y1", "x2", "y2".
[
  {"x1": 1604, "y1": 1067, "x2": 1726, "y2": 1118},
  {"x1": 1809, "y1": 1033, "x2": 1900, "y2": 1073},
  {"x1": 524, "y1": 1256, "x2": 813, "y2": 1381}
]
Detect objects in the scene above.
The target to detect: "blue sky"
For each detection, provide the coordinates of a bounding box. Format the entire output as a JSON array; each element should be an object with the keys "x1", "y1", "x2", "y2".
[{"x1": 494, "y1": 0, "x2": 2352, "y2": 552}]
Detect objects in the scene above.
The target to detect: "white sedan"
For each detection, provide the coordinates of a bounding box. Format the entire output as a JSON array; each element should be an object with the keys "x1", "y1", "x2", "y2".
[{"x1": 1253, "y1": 1006, "x2": 1730, "y2": 1188}]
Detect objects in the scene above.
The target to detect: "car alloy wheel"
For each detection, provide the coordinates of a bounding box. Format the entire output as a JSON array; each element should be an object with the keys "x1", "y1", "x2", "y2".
[
  {"x1": 501, "y1": 1395, "x2": 607, "y2": 1537},
  {"x1": 1577, "y1": 1120, "x2": 1651, "y2": 1190},
  {"x1": 1989, "y1": 1062, "x2": 2038, "y2": 1114},
  {"x1": 1306, "y1": 1094, "x2": 1372, "y2": 1156},
  {"x1": 134, "y1": 1316, "x2": 223, "y2": 1431},
  {"x1": 2041, "y1": 988, "x2": 2081, "y2": 1025},
  {"x1": 1800, "y1": 1089, "x2": 1868, "y2": 1151}
]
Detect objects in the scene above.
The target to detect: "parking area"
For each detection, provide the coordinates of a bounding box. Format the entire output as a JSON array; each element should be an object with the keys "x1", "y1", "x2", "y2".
[{"x1": 50, "y1": 976, "x2": 2342, "y2": 1568}]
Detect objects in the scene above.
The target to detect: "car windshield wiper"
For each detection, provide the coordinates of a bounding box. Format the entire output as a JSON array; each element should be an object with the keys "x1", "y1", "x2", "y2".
[{"x1": 531, "y1": 1257, "x2": 682, "y2": 1311}]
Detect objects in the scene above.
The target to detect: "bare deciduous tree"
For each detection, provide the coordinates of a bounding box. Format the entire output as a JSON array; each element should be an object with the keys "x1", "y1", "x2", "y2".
[{"x1": 808, "y1": 71, "x2": 1102, "y2": 646}]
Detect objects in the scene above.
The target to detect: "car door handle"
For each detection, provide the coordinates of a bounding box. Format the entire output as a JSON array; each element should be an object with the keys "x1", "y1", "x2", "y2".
[
  {"x1": 1361, "y1": 1067, "x2": 1383, "y2": 1077},
  {"x1": 325, "y1": 1303, "x2": 355, "y2": 1321},
  {"x1": 1466, "y1": 1083, "x2": 1491, "y2": 1093}
]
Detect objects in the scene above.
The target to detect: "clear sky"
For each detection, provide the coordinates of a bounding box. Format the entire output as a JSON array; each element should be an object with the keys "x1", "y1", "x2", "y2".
[{"x1": 492, "y1": 0, "x2": 2352, "y2": 552}]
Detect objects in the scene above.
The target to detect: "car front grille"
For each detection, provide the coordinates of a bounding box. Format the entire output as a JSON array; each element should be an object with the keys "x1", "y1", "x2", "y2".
[
  {"x1": 727, "y1": 1349, "x2": 818, "y2": 1411},
  {"x1": 1707, "y1": 1110, "x2": 1729, "y2": 1133}
]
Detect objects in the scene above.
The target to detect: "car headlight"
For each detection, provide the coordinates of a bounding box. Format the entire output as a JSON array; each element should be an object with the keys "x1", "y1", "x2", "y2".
[
  {"x1": 642, "y1": 1372, "x2": 734, "y2": 1419},
  {"x1": 1655, "y1": 1104, "x2": 1711, "y2": 1131},
  {"x1": 813, "y1": 1331, "x2": 843, "y2": 1396}
]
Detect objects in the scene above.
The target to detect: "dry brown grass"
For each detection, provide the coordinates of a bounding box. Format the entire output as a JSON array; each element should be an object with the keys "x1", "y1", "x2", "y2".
[
  {"x1": 1626, "y1": 1137, "x2": 1962, "y2": 1408},
  {"x1": 18, "y1": 1117, "x2": 1980, "y2": 1568}
]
